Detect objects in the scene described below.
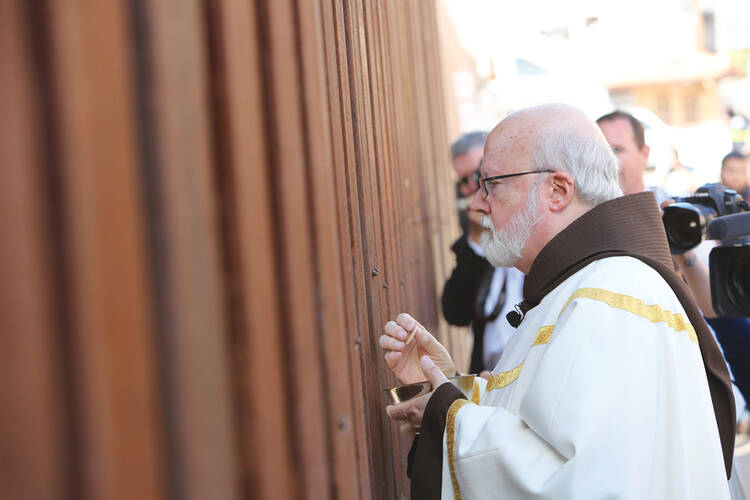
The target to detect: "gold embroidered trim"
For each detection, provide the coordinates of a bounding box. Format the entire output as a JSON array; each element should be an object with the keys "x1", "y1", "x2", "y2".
[
  {"x1": 471, "y1": 378, "x2": 480, "y2": 405},
  {"x1": 487, "y1": 362, "x2": 524, "y2": 391},
  {"x1": 447, "y1": 399, "x2": 470, "y2": 500},
  {"x1": 532, "y1": 325, "x2": 555, "y2": 345},
  {"x1": 561, "y1": 287, "x2": 698, "y2": 343}
]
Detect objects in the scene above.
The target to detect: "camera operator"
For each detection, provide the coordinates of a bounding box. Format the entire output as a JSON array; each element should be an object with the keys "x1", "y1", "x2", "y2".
[
  {"x1": 721, "y1": 151, "x2": 750, "y2": 202},
  {"x1": 441, "y1": 131, "x2": 525, "y2": 377}
]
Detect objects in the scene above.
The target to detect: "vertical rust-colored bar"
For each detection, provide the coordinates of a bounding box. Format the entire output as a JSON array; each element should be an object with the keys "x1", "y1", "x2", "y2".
[
  {"x1": 372, "y1": 2, "x2": 405, "y2": 318},
  {"x1": 361, "y1": 2, "x2": 393, "y2": 330},
  {"x1": 411, "y1": 1, "x2": 443, "y2": 323},
  {"x1": 380, "y1": 3, "x2": 409, "y2": 321},
  {"x1": 258, "y1": 0, "x2": 332, "y2": 497},
  {"x1": 394, "y1": 3, "x2": 422, "y2": 323},
  {"x1": 295, "y1": 0, "x2": 362, "y2": 498},
  {"x1": 340, "y1": 0, "x2": 396, "y2": 497},
  {"x1": 202, "y1": 1, "x2": 295, "y2": 499},
  {"x1": 387, "y1": 2, "x2": 417, "y2": 491},
  {"x1": 371, "y1": 4, "x2": 403, "y2": 492},
  {"x1": 387, "y1": 3, "x2": 419, "y2": 324},
  {"x1": 361, "y1": 3, "x2": 411, "y2": 495},
  {"x1": 0, "y1": 2, "x2": 65, "y2": 499},
  {"x1": 382, "y1": 2, "x2": 422, "y2": 489},
  {"x1": 135, "y1": 1, "x2": 240, "y2": 499},
  {"x1": 382, "y1": 0, "x2": 406, "y2": 316},
  {"x1": 320, "y1": 0, "x2": 376, "y2": 496},
  {"x1": 398, "y1": 3, "x2": 429, "y2": 327},
  {"x1": 44, "y1": 1, "x2": 166, "y2": 499}
]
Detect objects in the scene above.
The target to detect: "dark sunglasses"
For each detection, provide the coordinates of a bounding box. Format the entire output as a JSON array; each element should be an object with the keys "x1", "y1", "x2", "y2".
[{"x1": 457, "y1": 169, "x2": 482, "y2": 188}]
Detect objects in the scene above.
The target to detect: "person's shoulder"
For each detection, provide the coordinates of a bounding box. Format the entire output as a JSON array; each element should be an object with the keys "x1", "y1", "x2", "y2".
[
  {"x1": 450, "y1": 234, "x2": 469, "y2": 252},
  {"x1": 568, "y1": 256, "x2": 679, "y2": 308},
  {"x1": 577, "y1": 255, "x2": 668, "y2": 286}
]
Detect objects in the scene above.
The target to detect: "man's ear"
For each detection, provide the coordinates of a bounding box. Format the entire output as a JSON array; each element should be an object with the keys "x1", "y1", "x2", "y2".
[
  {"x1": 548, "y1": 171, "x2": 576, "y2": 212},
  {"x1": 640, "y1": 143, "x2": 650, "y2": 161}
]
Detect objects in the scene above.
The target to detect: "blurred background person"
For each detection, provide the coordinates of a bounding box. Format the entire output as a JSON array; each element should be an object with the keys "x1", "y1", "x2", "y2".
[
  {"x1": 441, "y1": 131, "x2": 524, "y2": 377},
  {"x1": 451, "y1": 131, "x2": 485, "y2": 237},
  {"x1": 596, "y1": 110, "x2": 671, "y2": 203},
  {"x1": 663, "y1": 146, "x2": 700, "y2": 196},
  {"x1": 721, "y1": 151, "x2": 750, "y2": 201}
]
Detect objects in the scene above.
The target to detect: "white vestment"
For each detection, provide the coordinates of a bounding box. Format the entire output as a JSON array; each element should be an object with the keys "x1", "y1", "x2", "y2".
[{"x1": 441, "y1": 256, "x2": 730, "y2": 499}]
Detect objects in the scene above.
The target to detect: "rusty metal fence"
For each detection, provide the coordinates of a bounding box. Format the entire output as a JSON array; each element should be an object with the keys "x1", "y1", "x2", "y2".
[{"x1": 1, "y1": 1, "x2": 467, "y2": 499}]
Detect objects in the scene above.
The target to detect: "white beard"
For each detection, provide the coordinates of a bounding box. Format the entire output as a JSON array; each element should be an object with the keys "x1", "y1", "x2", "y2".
[{"x1": 480, "y1": 189, "x2": 542, "y2": 268}]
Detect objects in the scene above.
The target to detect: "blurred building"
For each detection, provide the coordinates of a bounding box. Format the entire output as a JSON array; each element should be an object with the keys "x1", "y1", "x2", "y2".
[
  {"x1": 441, "y1": 0, "x2": 750, "y2": 185},
  {"x1": 589, "y1": 0, "x2": 740, "y2": 128}
]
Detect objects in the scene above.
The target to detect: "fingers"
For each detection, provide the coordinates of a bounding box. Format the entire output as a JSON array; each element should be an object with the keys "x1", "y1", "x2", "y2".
[
  {"x1": 420, "y1": 356, "x2": 448, "y2": 388},
  {"x1": 378, "y1": 334, "x2": 405, "y2": 352},
  {"x1": 385, "y1": 401, "x2": 410, "y2": 421},
  {"x1": 394, "y1": 313, "x2": 437, "y2": 348},
  {"x1": 386, "y1": 391, "x2": 431, "y2": 436},
  {"x1": 479, "y1": 370, "x2": 491, "y2": 381},
  {"x1": 395, "y1": 313, "x2": 416, "y2": 333},
  {"x1": 414, "y1": 325, "x2": 446, "y2": 357},
  {"x1": 386, "y1": 393, "x2": 429, "y2": 425},
  {"x1": 384, "y1": 320, "x2": 407, "y2": 342},
  {"x1": 390, "y1": 314, "x2": 434, "y2": 346}
]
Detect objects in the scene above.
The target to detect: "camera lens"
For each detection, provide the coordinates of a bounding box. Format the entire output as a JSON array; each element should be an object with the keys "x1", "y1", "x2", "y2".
[{"x1": 663, "y1": 204, "x2": 705, "y2": 253}]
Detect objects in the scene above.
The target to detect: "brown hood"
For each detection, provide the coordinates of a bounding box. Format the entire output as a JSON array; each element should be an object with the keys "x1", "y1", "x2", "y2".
[
  {"x1": 524, "y1": 191, "x2": 674, "y2": 302},
  {"x1": 520, "y1": 191, "x2": 736, "y2": 478}
]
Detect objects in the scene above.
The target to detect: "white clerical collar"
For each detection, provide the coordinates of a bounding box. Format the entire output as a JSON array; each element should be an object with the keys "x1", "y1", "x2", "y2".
[{"x1": 466, "y1": 237, "x2": 484, "y2": 257}]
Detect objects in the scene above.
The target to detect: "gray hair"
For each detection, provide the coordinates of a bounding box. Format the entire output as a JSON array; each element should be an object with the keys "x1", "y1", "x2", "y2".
[
  {"x1": 533, "y1": 128, "x2": 623, "y2": 205},
  {"x1": 451, "y1": 131, "x2": 488, "y2": 159}
]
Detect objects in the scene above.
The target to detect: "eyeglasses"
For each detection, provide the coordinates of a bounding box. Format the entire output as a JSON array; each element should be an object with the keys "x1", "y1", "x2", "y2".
[{"x1": 479, "y1": 169, "x2": 556, "y2": 197}]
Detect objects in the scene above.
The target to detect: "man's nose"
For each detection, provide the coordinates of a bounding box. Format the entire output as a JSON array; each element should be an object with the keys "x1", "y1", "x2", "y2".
[{"x1": 469, "y1": 190, "x2": 489, "y2": 214}]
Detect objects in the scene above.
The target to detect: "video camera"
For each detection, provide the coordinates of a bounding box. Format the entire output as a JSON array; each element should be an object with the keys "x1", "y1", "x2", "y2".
[{"x1": 662, "y1": 183, "x2": 750, "y2": 317}]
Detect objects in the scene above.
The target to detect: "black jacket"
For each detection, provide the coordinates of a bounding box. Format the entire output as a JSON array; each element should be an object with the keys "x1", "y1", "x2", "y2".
[{"x1": 441, "y1": 235, "x2": 495, "y2": 374}]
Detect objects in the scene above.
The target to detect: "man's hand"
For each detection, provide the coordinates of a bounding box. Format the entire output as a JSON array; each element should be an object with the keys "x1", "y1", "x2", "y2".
[
  {"x1": 385, "y1": 356, "x2": 449, "y2": 435},
  {"x1": 379, "y1": 313, "x2": 455, "y2": 385}
]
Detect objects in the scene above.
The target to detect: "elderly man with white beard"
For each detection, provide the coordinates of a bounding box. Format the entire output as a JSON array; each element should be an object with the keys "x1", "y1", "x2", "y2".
[{"x1": 379, "y1": 103, "x2": 736, "y2": 499}]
